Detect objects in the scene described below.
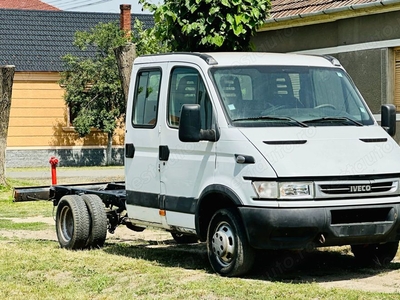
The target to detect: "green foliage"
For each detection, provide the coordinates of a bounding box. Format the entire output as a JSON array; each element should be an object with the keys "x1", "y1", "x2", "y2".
[
  {"x1": 132, "y1": 19, "x2": 171, "y2": 55},
  {"x1": 60, "y1": 21, "x2": 170, "y2": 141},
  {"x1": 140, "y1": 0, "x2": 271, "y2": 51},
  {"x1": 60, "y1": 22, "x2": 127, "y2": 138}
]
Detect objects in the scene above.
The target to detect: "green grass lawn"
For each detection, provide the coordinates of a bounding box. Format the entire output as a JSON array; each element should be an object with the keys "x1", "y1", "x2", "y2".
[
  {"x1": 0, "y1": 178, "x2": 399, "y2": 299},
  {"x1": 1, "y1": 237, "x2": 399, "y2": 300}
]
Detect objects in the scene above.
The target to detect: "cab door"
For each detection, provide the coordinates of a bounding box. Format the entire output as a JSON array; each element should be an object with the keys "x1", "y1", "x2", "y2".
[
  {"x1": 159, "y1": 65, "x2": 217, "y2": 232},
  {"x1": 125, "y1": 67, "x2": 164, "y2": 225}
]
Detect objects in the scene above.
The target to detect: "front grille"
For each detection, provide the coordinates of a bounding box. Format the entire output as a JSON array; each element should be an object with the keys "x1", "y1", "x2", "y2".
[
  {"x1": 315, "y1": 178, "x2": 399, "y2": 199},
  {"x1": 320, "y1": 181, "x2": 394, "y2": 195}
]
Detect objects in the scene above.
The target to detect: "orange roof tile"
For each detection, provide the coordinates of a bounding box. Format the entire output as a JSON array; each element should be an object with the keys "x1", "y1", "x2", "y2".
[
  {"x1": 0, "y1": 0, "x2": 59, "y2": 11},
  {"x1": 270, "y1": 0, "x2": 382, "y2": 19}
]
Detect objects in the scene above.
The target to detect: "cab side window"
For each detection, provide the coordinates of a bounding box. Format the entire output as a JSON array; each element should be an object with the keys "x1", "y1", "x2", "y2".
[
  {"x1": 168, "y1": 67, "x2": 213, "y2": 129},
  {"x1": 132, "y1": 69, "x2": 161, "y2": 127}
]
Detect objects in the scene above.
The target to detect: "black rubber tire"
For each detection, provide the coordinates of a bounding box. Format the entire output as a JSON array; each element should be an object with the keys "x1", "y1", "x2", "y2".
[
  {"x1": 81, "y1": 194, "x2": 107, "y2": 249},
  {"x1": 351, "y1": 241, "x2": 399, "y2": 266},
  {"x1": 171, "y1": 232, "x2": 198, "y2": 244},
  {"x1": 207, "y1": 208, "x2": 255, "y2": 277},
  {"x1": 55, "y1": 195, "x2": 90, "y2": 250}
]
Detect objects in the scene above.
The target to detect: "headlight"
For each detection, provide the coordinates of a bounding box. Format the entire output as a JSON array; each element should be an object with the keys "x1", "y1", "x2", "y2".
[
  {"x1": 279, "y1": 182, "x2": 313, "y2": 199},
  {"x1": 252, "y1": 181, "x2": 314, "y2": 199},
  {"x1": 252, "y1": 182, "x2": 278, "y2": 199}
]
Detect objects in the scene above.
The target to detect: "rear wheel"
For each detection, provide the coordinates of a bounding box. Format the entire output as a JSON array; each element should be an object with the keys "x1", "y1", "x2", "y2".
[
  {"x1": 351, "y1": 241, "x2": 399, "y2": 266},
  {"x1": 56, "y1": 195, "x2": 90, "y2": 250},
  {"x1": 81, "y1": 194, "x2": 107, "y2": 249},
  {"x1": 207, "y1": 208, "x2": 255, "y2": 277}
]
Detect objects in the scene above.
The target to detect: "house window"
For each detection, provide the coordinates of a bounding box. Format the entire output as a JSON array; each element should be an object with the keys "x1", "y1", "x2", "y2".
[
  {"x1": 62, "y1": 82, "x2": 93, "y2": 128},
  {"x1": 394, "y1": 49, "x2": 400, "y2": 111},
  {"x1": 67, "y1": 105, "x2": 78, "y2": 127}
]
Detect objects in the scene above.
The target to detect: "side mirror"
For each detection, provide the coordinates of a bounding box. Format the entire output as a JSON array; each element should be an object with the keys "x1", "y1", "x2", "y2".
[
  {"x1": 381, "y1": 104, "x2": 396, "y2": 137},
  {"x1": 179, "y1": 104, "x2": 218, "y2": 142}
]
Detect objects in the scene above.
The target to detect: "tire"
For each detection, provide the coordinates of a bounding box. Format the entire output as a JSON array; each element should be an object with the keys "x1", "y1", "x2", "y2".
[
  {"x1": 351, "y1": 241, "x2": 399, "y2": 266},
  {"x1": 171, "y1": 232, "x2": 198, "y2": 244},
  {"x1": 207, "y1": 208, "x2": 255, "y2": 277},
  {"x1": 81, "y1": 194, "x2": 107, "y2": 249},
  {"x1": 56, "y1": 195, "x2": 90, "y2": 250}
]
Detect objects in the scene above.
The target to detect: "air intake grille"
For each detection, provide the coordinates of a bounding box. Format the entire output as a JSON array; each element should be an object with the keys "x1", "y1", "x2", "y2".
[
  {"x1": 320, "y1": 181, "x2": 394, "y2": 195},
  {"x1": 315, "y1": 179, "x2": 399, "y2": 199}
]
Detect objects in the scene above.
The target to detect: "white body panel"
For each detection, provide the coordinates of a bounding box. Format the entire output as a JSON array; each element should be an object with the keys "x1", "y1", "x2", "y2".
[
  {"x1": 239, "y1": 126, "x2": 400, "y2": 177},
  {"x1": 124, "y1": 62, "x2": 167, "y2": 226}
]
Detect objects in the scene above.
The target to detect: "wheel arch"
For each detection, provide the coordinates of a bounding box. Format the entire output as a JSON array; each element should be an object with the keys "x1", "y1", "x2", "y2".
[{"x1": 195, "y1": 184, "x2": 243, "y2": 241}]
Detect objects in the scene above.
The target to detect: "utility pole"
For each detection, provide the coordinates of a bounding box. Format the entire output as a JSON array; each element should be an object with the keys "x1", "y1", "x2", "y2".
[{"x1": 0, "y1": 65, "x2": 15, "y2": 186}]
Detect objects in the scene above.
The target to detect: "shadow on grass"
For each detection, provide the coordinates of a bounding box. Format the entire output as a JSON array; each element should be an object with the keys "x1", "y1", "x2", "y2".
[
  {"x1": 103, "y1": 238, "x2": 210, "y2": 272},
  {"x1": 250, "y1": 248, "x2": 400, "y2": 283},
  {"x1": 102, "y1": 238, "x2": 400, "y2": 282}
]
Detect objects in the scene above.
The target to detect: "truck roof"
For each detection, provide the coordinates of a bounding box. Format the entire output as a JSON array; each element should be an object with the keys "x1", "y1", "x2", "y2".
[{"x1": 134, "y1": 52, "x2": 339, "y2": 68}]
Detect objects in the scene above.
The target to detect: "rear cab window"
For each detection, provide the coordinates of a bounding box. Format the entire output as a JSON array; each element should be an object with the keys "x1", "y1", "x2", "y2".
[{"x1": 132, "y1": 69, "x2": 162, "y2": 127}]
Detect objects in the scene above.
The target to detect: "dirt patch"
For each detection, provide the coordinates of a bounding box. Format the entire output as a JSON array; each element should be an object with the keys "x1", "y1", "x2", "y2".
[
  {"x1": 0, "y1": 216, "x2": 171, "y2": 243},
  {"x1": 1, "y1": 216, "x2": 400, "y2": 293},
  {"x1": 316, "y1": 271, "x2": 400, "y2": 293}
]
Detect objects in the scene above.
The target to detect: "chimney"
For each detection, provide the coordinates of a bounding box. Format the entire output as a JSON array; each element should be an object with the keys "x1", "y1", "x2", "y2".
[{"x1": 120, "y1": 4, "x2": 132, "y2": 38}]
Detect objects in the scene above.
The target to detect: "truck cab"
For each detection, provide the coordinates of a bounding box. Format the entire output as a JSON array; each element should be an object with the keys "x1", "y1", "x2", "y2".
[{"x1": 123, "y1": 52, "x2": 400, "y2": 276}]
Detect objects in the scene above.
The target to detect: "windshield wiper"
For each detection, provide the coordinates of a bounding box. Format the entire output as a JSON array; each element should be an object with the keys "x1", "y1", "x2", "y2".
[
  {"x1": 303, "y1": 116, "x2": 363, "y2": 126},
  {"x1": 232, "y1": 116, "x2": 308, "y2": 127}
]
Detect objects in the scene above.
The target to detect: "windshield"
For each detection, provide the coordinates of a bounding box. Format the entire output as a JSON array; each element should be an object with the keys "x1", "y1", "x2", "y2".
[{"x1": 210, "y1": 66, "x2": 374, "y2": 127}]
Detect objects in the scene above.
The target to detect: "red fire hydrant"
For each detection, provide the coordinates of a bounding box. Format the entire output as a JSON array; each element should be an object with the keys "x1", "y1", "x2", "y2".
[{"x1": 49, "y1": 156, "x2": 59, "y2": 185}]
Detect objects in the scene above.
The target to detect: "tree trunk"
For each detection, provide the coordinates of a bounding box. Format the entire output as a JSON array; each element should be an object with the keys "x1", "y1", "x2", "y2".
[
  {"x1": 106, "y1": 131, "x2": 113, "y2": 166},
  {"x1": 114, "y1": 43, "x2": 136, "y2": 104},
  {"x1": 0, "y1": 65, "x2": 15, "y2": 186}
]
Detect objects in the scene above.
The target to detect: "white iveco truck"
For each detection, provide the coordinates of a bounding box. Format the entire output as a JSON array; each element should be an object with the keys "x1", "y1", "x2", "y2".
[{"x1": 50, "y1": 52, "x2": 400, "y2": 277}]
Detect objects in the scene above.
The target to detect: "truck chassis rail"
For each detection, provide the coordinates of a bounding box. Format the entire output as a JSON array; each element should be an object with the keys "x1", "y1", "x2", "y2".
[{"x1": 13, "y1": 182, "x2": 126, "y2": 205}]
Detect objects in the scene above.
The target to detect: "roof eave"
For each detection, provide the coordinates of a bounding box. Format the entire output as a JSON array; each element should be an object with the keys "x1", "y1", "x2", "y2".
[{"x1": 258, "y1": 0, "x2": 400, "y2": 32}]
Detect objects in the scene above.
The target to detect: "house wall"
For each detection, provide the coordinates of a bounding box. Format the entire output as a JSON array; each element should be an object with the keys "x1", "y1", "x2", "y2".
[
  {"x1": 252, "y1": 10, "x2": 400, "y2": 142},
  {"x1": 6, "y1": 72, "x2": 124, "y2": 167},
  {"x1": 254, "y1": 11, "x2": 400, "y2": 54}
]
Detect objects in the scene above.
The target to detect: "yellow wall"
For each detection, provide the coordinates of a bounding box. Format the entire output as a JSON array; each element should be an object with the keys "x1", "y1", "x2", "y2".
[{"x1": 7, "y1": 72, "x2": 124, "y2": 148}]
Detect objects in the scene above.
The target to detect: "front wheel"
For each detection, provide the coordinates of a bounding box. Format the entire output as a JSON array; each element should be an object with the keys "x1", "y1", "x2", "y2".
[
  {"x1": 207, "y1": 208, "x2": 255, "y2": 277},
  {"x1": 351, "y1": 241, "x2": 399, "y2": 266}
]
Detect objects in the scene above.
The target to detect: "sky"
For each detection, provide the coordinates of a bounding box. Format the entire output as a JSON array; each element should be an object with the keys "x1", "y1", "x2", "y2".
[{"x1": 42, "y1": 0, "x2": 160, "y2": 14}]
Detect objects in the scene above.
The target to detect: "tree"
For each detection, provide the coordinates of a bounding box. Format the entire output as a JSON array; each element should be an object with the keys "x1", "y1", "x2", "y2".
[
  {"x1": 115, "y1": 43, "x2": 136, "y2": 104},
  {"x1": 0, "y1": 65, "x2": 15, "y2": 186},
  {"x1": 60, "y1": 22, "x2": 126, "y2": 165},
  {"x1": 115, "y1": 19, "x2": 170, "y2": 103},
  {"x1": 140, "y1": 0, "x2": 271, "y2": 51},
  {"x1": 60, "y1": 21, "x2": 169, "y2": 165},
  {"x1": 131, "y1": 19, "x2": 170, "y2": 55}
]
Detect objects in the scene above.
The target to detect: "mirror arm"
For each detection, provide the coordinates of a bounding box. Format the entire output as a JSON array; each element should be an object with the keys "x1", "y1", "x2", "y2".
[{"x1": 200, "y1": 129, "x2": 217, "y2": 141}]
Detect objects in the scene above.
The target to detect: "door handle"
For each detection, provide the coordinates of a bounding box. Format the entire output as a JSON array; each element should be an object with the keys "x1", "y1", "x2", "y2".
[
  {"x1": 159, "y1": 145, "x2": 170, "y2": 161},
  {"x1": 125, "y1": 143, "x2": 135, "y2": 158}
]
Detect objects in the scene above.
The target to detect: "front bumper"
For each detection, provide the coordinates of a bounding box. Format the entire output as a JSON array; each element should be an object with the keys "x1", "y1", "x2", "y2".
[{"x1": 239, "y1": 203, "x2": 400, "y2": 249}]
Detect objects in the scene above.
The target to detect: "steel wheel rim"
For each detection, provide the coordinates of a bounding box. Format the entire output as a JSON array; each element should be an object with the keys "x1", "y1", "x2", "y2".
[
  {"x1": 211, "y1": 221, "x2": 236, "y2": 266},
  {"x1": 59, "y1": 205, "x2": 74, "y2": 243}
]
